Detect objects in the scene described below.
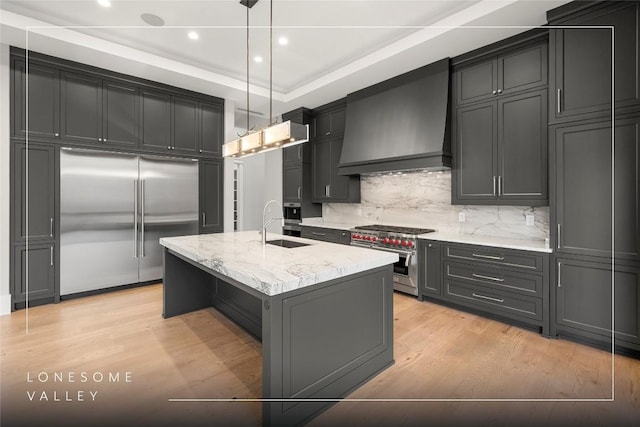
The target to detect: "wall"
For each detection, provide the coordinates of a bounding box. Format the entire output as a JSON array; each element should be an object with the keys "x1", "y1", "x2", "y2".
[
  {"x1": 0, "y1": 43, "x2": 11, "y2": 315},
  {"x1": 324, "y1": 170, "x2": 549, "y2": 241}
]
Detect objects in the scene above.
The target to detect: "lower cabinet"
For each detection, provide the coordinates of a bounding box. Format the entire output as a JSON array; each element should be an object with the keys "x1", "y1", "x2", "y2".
[
  {"x1": 199, "y1": 159, "x2": 224, "y2": 233},
  {"x1": 301, "y1": 225, "x2": 351, "y2": 245},
  {"x1": 12, "y1": 243, "x2": 57, "y2": 307},
  {"x1": 418, "y1": 239, "x2": 550, "y2": 336},
  {"x1": 418, "y1": 240, "x2": 442, "y2": 297},
  {"x1": 555, "y1": 256, "x2": 640, "y2": 352}
]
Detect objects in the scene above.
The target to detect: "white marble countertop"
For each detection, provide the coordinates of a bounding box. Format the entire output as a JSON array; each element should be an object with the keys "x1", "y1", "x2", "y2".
[
  {"x1": 160, "y1": 231, "x2": 398, "y2": 297},
  {"x1": 300, "y1": 217, "x2": 358, "y2": 230},
  {"x1": 417, "y1": 231, "x2": 552, "y2": 253}
]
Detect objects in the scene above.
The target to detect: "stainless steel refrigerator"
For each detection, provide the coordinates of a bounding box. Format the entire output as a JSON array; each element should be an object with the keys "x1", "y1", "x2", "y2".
[{"x1": 60, "y1": 147, "x2": 199, "y2": 296}]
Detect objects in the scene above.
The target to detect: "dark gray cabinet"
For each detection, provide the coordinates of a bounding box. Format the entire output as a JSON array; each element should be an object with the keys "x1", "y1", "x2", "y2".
[
  {"x1": 555, "y1": 257, "x2": 640, "y2": 351},
  {"x1": 418, "y1": 240, "x2": 442, "y2": 297},
  {"x1": 453, "y1": 89, "x2": 548, "y2": 205},
  {"x1": 103, "y1": 80, "x2": 139, "y2": 148},
  {"x1": 200, "y1": 159, "x2": 224, "y2": 234},
  {"x1": 12, "y1": 244, "x2": 56, "y2": 306},
  {"x1": 11, "y1": 58, "x2": 60, "y2": 140},
  {"x1": 311, "y1": 104, "x2": 360, "y2": 203},
  {"x1": 455, "y1": 42, "x2": 547, "y2": 105},
  {"x1": 283, "y1": 164, "x2": 302, "y2": 204},
  {"x1": 140, "y1": 89, "x2": 172, "y2": 152},
  {"x1": 418, "y1": 240, "x2": 550, "y2": 335},
  {"x1": 301, "y1": 225, "x2": 351, "y2": 245},
  {"x1": 549, "y1": 1, "x2": 640, "y2": 122},
  {"x1": 60, "y1": 71, "x2": 103, "y2": 144},
  {"x1": 199, "y1": 101, "x2": 223, "y2": 157},
  {"x1": 173, "y1": 96, "x2": 199, "y2": 155},
  {"x1": 12, "y1": 142, "x2": 56, "y2": 243},
  {"x1": 551, "y1": 117, "x2": 640, "y2": 261}
]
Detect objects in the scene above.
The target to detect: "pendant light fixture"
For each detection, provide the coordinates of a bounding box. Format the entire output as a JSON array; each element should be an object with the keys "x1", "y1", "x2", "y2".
[{"x1": 223, "y1": 0, "x2": 309, "y2": 158}]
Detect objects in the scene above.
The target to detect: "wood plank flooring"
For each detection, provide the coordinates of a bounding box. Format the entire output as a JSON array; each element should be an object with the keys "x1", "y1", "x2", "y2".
[{"x1": 1, "y1": 284, "x2": 638, "y2": 426}]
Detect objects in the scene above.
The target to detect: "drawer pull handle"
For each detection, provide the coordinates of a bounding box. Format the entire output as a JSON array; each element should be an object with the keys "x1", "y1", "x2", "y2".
[
  {"x1": 472, "y1": 293, "x2": 504, "y2": 303},
  {"x1": 312, "y1": 232, "x2": 326, "y2": 236},
  {"x1": 471, "y1": 253, "x2": 504, "y2": 261},
  {"x1": 472, "y1": 273, "x2": 504, "y2": 282}
]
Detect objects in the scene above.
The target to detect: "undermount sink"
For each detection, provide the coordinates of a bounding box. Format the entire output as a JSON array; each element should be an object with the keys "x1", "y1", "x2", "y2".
[{"x1": 266, "y1": 239, "x2": 311, "y2": 249}]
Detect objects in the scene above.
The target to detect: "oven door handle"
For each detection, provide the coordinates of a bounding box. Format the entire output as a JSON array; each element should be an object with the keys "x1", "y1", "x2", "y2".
[
  {"x1": 404, "y1": 252, "x2": 411, "y2": 267},
  {"x1": 370, "y1": 246, "x2": 413, "y2": 258}
]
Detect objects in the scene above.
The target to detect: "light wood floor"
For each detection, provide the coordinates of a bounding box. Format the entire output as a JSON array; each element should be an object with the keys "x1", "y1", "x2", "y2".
[{"x1": 1, "y1": 284, "x2": 639, "y2": 426}]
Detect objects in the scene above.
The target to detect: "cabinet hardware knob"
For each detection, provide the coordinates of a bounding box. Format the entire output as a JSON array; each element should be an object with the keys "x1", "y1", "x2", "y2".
[
  {"x1": 492, "y1": 90, "x2": 497, "y2": 95},
  {"x1": 199, "y1": 149, "x2": 203, "y2": 153},
  {"x1": 167, "y1": 146, "x2": 171, "y2": 150},
  {"x1": 98, "y1": 138, "x2": 102, "y2": 142},
  {"x1": 497, "y1": 89, "x2": 502, "y2": 94},
  {"x1": 54, "y1": 133, "x2": 60, "y2": 137}
]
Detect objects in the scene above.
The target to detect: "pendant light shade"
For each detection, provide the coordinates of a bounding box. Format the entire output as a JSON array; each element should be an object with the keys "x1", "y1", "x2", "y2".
[{"x1": 262, "y1": 121, "x2": 309, "y2": 148}]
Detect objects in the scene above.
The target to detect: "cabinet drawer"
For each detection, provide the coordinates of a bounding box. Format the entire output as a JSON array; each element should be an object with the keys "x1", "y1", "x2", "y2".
[
  {"x1": 444, "y1": 280, "x2": 543, "y2": 321},
  {"x1": 444, "y1": 261, "x2": 542, "y2": 297},
  {"x1": 445, "y1": 244, "x2": 543, "y2": 271},
  {"x1": 301, "y1": 226, "x2": 341, "y2": 244}
]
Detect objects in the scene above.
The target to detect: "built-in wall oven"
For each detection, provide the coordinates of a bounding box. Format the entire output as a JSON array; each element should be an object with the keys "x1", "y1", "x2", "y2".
[
  {"x1": 350, "y1": 225, "x2": 435, "y2": 296},
  {"x1": 283, "y1": 203, "x2": 302, "y2": 237}
]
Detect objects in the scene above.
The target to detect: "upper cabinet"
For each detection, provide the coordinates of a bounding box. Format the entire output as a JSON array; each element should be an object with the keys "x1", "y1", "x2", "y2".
[
  {"x1": 456, "y1": 42, "x2": 547, "y2": 106},
  {"x1": 452, "y1": 33, "x2": 548, "y2": 206},
  {"x1": 10, "y1": 48, "x2": 224, "y2": 159},
  {"x1": 11, "y1": 58, "x2": 60, "y2": 140},
  {"x1": 310, "y1": 102, "x2": 360, "y2": 204},
  {"x1": 548, "y1": 1, "x2": 640, "y2": 123}
]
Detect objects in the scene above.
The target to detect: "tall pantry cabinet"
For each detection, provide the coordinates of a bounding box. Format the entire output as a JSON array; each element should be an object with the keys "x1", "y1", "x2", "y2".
[{"x1": 547, "y1": 1, "x2": 640, "y2": 353}]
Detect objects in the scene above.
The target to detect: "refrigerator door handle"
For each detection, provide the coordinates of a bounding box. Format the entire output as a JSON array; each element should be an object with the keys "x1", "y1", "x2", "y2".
[
  {"x1": 133, "y1": 180, "x2": 138, "y2": 258},
  {"x1": 141, "y1": 180, "x2": 145, "y2": 258}
]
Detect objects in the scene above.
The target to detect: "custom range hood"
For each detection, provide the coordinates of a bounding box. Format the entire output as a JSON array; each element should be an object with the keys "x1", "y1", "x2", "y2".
[{"x1": 338, "y1": 57, "x2": 451, "y2": 175}]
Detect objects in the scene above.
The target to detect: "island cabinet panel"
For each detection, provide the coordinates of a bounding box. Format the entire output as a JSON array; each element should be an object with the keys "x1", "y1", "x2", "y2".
[
  {"x1": 555, "y1": 256, "x2": 640, "y2": 352},
  {"x1": 548, "y1": 1, "x2": 640, "y2": 123},
  {"x1": 419, "y1": 240, "x2": 550, "y2": 336},
  {"x1": 11, "y1": 58, "x2": 60, "y2": 141}
]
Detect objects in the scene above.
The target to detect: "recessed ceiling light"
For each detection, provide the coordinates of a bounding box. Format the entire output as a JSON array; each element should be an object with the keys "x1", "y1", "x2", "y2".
[
  {"x1": 140, "y1": 13, "x2": 165, "y2": 27},
  {"x1": 278, "y1": 37, "x2": 288, "y2": 46},
  {"x1": 253, "y1": 56, "x2": 263, "y2": 63},
  {"x1": 97, "y1": 0, "x2": 111, "y2": 7},
  {"x1": 188, "y1": 31, "x2": 199, "y2": 40}
]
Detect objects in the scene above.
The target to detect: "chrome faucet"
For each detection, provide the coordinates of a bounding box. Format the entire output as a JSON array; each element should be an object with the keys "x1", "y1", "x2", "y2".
[{"x1": 261, "y1": 199, "x2": 284, "y2": 245}]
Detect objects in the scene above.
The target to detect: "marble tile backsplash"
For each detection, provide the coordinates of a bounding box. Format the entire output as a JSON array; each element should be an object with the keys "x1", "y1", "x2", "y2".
[{"x1": 323, "y1": 170, "x2": 549, "y2": 240}]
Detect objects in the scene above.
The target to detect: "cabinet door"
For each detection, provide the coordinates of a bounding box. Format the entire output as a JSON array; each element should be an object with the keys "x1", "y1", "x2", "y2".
[
  {"x1": 200, "y1": 159, "x2": 223, "y2": 233},
  {"x1": 199, "y1": 101, "x2": 223, "y2": 157},
  {"x1": 60, "y1": 71, "x2": 103, "y2": 144},
  {"x1": 12, "y1": 143, "x2": 56, "y2": 242},
  {"x1": 498, "y1": 89, "x2": 547, "y2": 202},
  {"x1": 102, "y1": 80, "x2": 138, "y2": 148},
  {"x1": 173, "y1": 97, "x2": 199, "y2": 155},
  {"x1": 556, "y1": 257, "x2": 640, "y2": 347},
  {"x1": 283, "y1": 145, "x2": 303, "y2": 165},
  {"x1": 455, "y1": 58, "x2": 497, "y2": 105},
  {"x1": 420, "y1": 241, "x2": 442, "y2": 296},
  {"x1": 498, "y1": 43, "x2": 547, "y2": 96},
  {"x1": 13, "y1": 244, "x2": 56, "y2": 303},
  {"x1": 551, "y1": 2, "x2": 640, "y2": 121},
  {"x1": 453, "y1": 102, "x2": 497, "y2": 202},
  {"x1": 312, "y1": 139, "x2": 331, "y2": 202},
  {"x1": 140, "y1": 90, "x2": 172, "y2": 152},
  {"x1": 12, "y1": 59, "x2": 60, "y2": 140},
  {"x1": 329, "y1": 107, "x2": 346, "y2": 136},
  {"x1": 283, "y1": 164, "x2": 302, "y2": 203},
  {"x1": 314, "y1": 111, "x2": 330, "y2": 139},
  {"x1": 553, "y1": 118, "x2": 640, "y2": 260}
]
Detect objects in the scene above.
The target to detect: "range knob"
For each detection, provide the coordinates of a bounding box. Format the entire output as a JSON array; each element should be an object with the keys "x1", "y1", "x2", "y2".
[
  {"x1": 391, "y1": 239, "x2": 398, "y2": 245},
  {"x1": 401, "y1": 241, "x2": 408, "y2": 246},
  {"x1": 372, "y1": 237, "x2": 378, "y2": 242},
  {"x1": 365, "y1": 236, "x2": 371, "y2": 241},
  {"x1": 383, "y1": 238, "x2": 389, "y2": 244},
  {"x1": 351, "y1": 234, "x2": 357, "y2": 239},
  {"x1": 407, "y1": 241, "x2": 414, "y2": 248}
]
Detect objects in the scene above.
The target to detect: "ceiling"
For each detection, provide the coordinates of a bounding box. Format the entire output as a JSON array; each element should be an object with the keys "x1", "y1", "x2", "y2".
[{"x1": 0, "y1": 0, "x2": 570, "y2": 128}]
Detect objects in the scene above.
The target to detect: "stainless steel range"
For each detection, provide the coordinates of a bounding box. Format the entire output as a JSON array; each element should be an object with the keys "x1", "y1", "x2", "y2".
[{"x1": 350, "y1": 224, "x2": 435, "y2": 296}]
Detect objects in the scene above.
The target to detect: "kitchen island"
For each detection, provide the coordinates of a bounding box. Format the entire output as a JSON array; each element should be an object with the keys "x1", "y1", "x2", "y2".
[{"x1": 159, "y1": 231, "x2": 398, "y2": 426}]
